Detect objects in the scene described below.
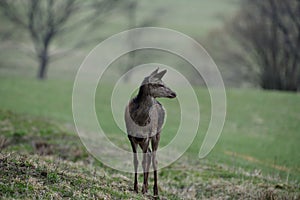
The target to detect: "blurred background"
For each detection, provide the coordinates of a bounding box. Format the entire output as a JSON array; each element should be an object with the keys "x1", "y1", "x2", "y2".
[
  {"x1": 0, "y1": 0, "x2": 299, "y2": 199},
  {"x1": 1, "y1": 0, "x2": 300, "y2": 89}
]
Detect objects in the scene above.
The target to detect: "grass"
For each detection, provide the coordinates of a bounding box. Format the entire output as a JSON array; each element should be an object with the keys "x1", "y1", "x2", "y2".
[
  {"x1": 1, "y1": 110, "x2": 299, "y2": 199},
  {"x1": 0, "y1": 71, "x2": 299, "y2": 199},
  {"x1": 1, "y1": 1, "x2": 300, "y2": 198},
  {"x1": 0, "y1": 110, "x2": 174, "y2": 199},
  {"x1": 204, "y1": 89, "x2": 300, "y2": 181},
  {"x1": 0, "y1": 76, "x2": 300, "y2": 183},
  {"x1": 0, "y1": 153, "x2": 147, "y2": 199}
]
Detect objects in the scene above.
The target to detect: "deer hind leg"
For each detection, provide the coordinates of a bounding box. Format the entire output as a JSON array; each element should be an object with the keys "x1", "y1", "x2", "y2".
[
  {"x1": 151, "y1": 133, "x2": 160, "y2": 197},
  {"x1": 140, "y1": 140, "x2": 151, "y2": 194},
  {"x1": 129, "y1": 137, "x2": 139, "y2": 193}
]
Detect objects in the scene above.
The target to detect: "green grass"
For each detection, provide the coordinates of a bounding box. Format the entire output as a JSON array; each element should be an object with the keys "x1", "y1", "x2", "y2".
[
  {"x1": 0, "y1": 77, "x2": 73, "y2": 121},
  {"x1": 1, "y1": 1, "x2": 299, "y2": 198},
  {"x1": 0, "y1": 74, "x2": 299, "y2": 198},
  {"x1": 0, "y1": 110, "x2": 178, "y2": 199},
  {"x1": 201, "y1": 89, "x2": 300, "y2": 181},
  {"x1": 0, "y1": 110, "x2": 299, "y2": 199},
  {"x1": 0, "y1": 153, "x2": 150, "y2": 199},
  {"x1": 0, "y1": 76, "x2": 300, "y2": 184}
]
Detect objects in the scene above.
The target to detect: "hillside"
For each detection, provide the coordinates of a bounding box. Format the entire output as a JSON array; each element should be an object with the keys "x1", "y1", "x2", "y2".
[
  {"x1": 1, "y1": 0, "x2": 300, "y2": 199},
  {"x1": 0, "y1": 97, "x2": 299, "y2": 199}
]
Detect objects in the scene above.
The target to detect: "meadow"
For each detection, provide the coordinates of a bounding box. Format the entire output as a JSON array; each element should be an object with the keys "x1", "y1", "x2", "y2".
[
  {"x1": 1, "y1": 0, "x2": 300, "y2": 198},
  {"x1": 0, "y1": 73, "x2": 299, "y2": 198}
]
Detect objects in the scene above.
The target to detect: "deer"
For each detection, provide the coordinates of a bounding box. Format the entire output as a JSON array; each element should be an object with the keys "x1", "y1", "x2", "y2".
[{"x1": 124, "y1": 68, "x2": 176, "y2": 197}]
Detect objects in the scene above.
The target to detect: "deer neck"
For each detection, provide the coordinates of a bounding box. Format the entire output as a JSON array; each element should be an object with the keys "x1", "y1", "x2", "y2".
[{"x1": 130, "y1": 85, "x2": 154, "y2": 126}]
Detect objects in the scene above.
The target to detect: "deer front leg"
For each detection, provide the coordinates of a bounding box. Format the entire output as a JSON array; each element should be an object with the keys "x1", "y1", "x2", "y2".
[
  {"x1": 129, "y1": 137, "x2": 139, "y2": 193},
  {"x1": 140, "y1": 140, "x2": 150, "y2": 194},
  {"x1": 152, "y1": 133, "x2": 160, "y2": 197}
]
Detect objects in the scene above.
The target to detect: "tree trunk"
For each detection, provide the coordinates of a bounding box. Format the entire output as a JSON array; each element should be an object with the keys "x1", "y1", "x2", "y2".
[{"x1": 37, "y1": 51, "x2": 48, "y2": 80}]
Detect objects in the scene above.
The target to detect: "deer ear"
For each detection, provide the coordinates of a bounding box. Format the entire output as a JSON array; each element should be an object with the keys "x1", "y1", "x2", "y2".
[
  {"x1": 154, "y1": 69, "x2": 167, "y2": 80},
  {"x1": 150, "y1": 67, "x2": 159, "y2": 77}
]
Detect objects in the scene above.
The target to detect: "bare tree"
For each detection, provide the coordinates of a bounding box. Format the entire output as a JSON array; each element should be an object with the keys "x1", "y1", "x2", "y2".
[
  {"x1": 204, "y1": 27, "x2": 258, "y2": 87},
  {"x1": 0, "y1": 0, "x2": 120, "y2": 79},
  {"x1": 229, "y1": 0, "x2": 300, "y2": 91}
]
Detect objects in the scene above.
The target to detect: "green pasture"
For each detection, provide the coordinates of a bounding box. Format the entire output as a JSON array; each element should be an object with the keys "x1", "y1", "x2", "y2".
[
  {"x1": 1, "y1": 0, "x2": 299, "y2": 198},
  {"x1": 1, "y1": 108, "x2": 297, "y2": 199},
  {"x1": 1, "y1": 76, "x2": 299, "y2": 183}
]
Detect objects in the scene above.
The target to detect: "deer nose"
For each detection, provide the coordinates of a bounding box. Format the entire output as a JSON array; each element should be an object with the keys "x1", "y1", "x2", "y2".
[{"x1": 170, "y1": 91, "x2": 176, "y2": 98}]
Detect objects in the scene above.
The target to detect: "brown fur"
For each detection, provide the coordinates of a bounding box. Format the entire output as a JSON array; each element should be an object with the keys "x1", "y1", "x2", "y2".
[{"x1": 124, "y1": 69, "x2": 176, "y2": 197}]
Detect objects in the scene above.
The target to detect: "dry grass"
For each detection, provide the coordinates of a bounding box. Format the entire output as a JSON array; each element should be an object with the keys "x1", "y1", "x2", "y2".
[{"x1": 0, "y1": 110, "x2": 299, "y2": 199}]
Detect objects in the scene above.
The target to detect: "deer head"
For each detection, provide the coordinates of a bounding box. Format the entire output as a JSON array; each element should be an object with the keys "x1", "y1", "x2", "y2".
[{"x1": 141, "y1": 68, "x2": 176, "y2": 99}]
